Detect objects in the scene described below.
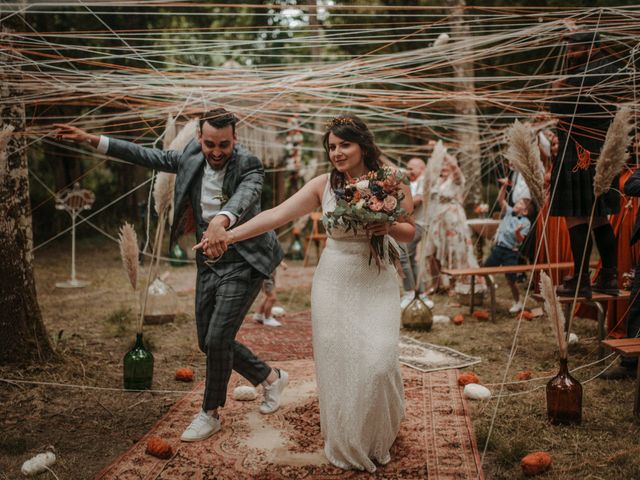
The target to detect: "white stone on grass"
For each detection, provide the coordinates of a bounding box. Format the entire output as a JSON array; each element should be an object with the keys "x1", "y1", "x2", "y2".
[
  {"x1": 21, "y1": 452, "x2": 56, "y2": 476},
  {"x1": 568, "y1": 333, "x2": 579, "y2": 345},
  {"x1": 463, "y1": 383, "x2": 492, "y2": 400},
  {"x1": 433, "y1": 315, "x2": 450, "y2": 324}
]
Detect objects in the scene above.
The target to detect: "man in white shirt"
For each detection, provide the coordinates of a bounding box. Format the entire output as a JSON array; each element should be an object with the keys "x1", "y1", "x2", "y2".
[
  {"x1": 399, "y1": 157, "x2": 433, "y2": 308},
  {"x1": 55, "y1": 108, "x2": 287, "y2": 443}
]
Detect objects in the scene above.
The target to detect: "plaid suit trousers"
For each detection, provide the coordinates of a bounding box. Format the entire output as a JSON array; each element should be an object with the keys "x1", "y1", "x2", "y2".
[{"x1": 195, "y1": 249, "x2": 271, "y2": 410}]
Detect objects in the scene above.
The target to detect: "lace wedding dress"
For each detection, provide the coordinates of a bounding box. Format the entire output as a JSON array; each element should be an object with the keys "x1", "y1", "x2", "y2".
[{"x1": 310, "y1": 177, "x2": 405, "y2": 473}]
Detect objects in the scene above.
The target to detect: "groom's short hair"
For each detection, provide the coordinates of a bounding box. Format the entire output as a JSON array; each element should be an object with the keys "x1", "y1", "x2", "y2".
[{"x1": 200, "y1": 107, "x2": 237, "y2": 134}]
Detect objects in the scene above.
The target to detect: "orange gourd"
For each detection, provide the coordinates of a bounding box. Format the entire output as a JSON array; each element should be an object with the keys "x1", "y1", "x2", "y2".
[
  {"x1": 516, "y1": 371, "x2": 532, "y2": 381},
  {"x1": 452, "y1": 314, "x2": 464, "y2": 325},
  {"x1": 472, "y1": 310, "x2": 489, "y2": 320},
  {"x1": 458, "y1": 372, "x2": 480, "y2": 386},
  {"x1": 175, "y1": 368, "x2": 194, "y2": 382},
  {"x1": 145, "y1": 436, "x2": 173, "y2": 459},
  {"x1": 521, "y1": 451, "x2": 552, "y2": 476}
]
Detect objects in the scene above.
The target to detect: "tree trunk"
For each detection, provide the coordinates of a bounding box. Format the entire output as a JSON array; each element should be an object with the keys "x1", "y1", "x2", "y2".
[
  {"x1": 0, "y1": 8, "x2": 55, "y2": 364},
  {"x1": 447, "y1": 0, "x2": 482, "y2": 205}
]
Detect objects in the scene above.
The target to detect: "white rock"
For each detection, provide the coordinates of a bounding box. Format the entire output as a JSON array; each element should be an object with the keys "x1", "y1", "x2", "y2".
[
  {"x1": 463, "y1": 383, "x2": 492, "y2": 400},
  {"x1": 233, "y1": 385, "x2": 257, "y2": 401},
  {"x1": 568, "y1": 333, "x2": 579, "y2": 345},
  {"x1": 271, "y1": 306, "x2": 286, "y2": 317},
  {"x1": 433, "y1": 315, "x2": 450, "y2": 324},
  {"x1": 21, "y1": 452, "x2": 56, "y2": 476}
]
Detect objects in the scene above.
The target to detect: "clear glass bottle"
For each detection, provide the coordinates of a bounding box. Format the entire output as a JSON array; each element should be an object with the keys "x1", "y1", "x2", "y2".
[
  {"x1": 141, "y1": 276, "x2": 177, "y2": 324},
  {"x1": 123, "y1": 333, "x2": 153, "y2": 390},
  {"x1": 546, "y1": 357, "x2": 582, "y2": 425}
]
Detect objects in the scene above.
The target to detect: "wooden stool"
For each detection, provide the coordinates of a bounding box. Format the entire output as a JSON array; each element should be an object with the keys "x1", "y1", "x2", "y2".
[
  {"x1": 303, "y1": 211, "x2": 327, "y2": 267},
  {"x1": 601, "y1": 338, "x2": 640, "y2": 418}
]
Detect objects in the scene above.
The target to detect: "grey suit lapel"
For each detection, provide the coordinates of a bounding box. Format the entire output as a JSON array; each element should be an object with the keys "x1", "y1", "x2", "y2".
[{"x1": 222, "y1": 148, "x2": 239, "y2": 200}]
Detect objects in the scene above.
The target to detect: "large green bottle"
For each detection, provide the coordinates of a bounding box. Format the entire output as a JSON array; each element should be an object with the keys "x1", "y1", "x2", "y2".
[{"x1": 123, "y1": 333, "x2": 154, "y2": 390}]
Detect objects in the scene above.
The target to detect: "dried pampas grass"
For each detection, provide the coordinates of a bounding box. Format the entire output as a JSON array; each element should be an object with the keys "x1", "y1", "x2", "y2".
[
  {"x1": 422, "y1": 140, "x2": 446, "y2": 226},
  {"x1": 594, "y1": 105, "x2": 634, "y2": 198},
  {"x1": 118, "y1": 222, "x2": 139, "y2": 290},
  {"x1": 540, "y1": 272, "x2": 568, "y2": 359},
  {"x1": 163, "y1": 114, "x2": 177, "y2": 150},
  {"x1": 153, "y1": 172, "x2": 175, "y2": 218},
  {"x1": 504, "y1": 120, "x2": 545, "y2": 207},
  {"x1": 168, "y1": 119, "x2": 198, "y2": 152}
]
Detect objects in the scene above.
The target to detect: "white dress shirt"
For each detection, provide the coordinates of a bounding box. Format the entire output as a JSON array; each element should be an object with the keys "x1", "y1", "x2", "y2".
[{"x1": 97, "y1": 136, "x2": 236, "y2": 226}]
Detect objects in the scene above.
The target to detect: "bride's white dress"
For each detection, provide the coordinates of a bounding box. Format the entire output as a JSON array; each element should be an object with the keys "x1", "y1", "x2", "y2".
[{"x1": 310, "y1": 177, "x2": 405, "y2": 472}]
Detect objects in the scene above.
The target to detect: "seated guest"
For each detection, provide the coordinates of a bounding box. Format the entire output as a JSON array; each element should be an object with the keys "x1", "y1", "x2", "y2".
[{"x1": 483, "y1": 177, "x2": 531, "y2": 313}]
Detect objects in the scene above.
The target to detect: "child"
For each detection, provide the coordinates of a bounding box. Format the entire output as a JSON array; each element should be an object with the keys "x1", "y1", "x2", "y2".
[
  {"x1": 253, "y1": 261, "x2": 288, "y2": 327},
  {"x1": 483, "y1": 178, "x2": 531, "y2": 313}
]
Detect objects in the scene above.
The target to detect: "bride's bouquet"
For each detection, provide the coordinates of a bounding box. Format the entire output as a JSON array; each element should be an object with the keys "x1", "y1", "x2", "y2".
[{"x1": 323, "y1": 166, "x2": 409, "y2": 268}]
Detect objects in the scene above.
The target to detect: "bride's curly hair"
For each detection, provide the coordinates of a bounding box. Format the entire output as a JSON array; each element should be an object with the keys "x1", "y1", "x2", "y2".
[{"x1": 322, "y1": 114, "x2": 382, "y2": 191}]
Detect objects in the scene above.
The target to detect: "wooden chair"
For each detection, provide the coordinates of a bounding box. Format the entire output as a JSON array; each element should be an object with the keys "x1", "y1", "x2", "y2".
[
  {"x1": 601, "y1": 338, "x2": 640, "y2": 418},
  {"x1": 303, "y1": 211, "x2": 327, "y2": 267}
]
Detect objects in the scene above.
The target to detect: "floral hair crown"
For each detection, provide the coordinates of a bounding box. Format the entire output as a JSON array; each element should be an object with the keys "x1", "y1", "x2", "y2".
[{"x1": 325, "y1": 116, "x2": 355, "y2": 130}]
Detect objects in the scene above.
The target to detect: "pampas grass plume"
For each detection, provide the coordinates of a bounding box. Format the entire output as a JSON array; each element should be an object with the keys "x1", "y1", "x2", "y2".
[
  {"x1": 504, "y1": 120, "x2": 545, "y2": 207},
  {"x1": 594, "y1": 105, "x2": 634, "y2": 198},
  {"x1": 153, "y1": 172, "x2": 175, "y2": 218},
  {"x1": 163, "y1": 114, "x2": 177, "y2": 150},
  {"x1": 118, "y1": 222, "x2": 139, "y2": 290},
  {"x1": 422, "y1": 140, "x2": 446, "y2": 225},
  {"x1": 540, "y1": 272, "x2": 568, "y2": 359}
]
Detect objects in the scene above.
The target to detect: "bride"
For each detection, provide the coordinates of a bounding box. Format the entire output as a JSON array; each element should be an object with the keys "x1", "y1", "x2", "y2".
[{"x1": 197, "y1": 115, "x2": 414, "y2": 472}]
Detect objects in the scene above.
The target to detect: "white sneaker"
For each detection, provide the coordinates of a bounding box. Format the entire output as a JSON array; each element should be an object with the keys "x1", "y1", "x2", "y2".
[
  {"x1": 262, "y1": 316, "x2": 282, "y2": 327},
  {"x1": 419, "y1": 293, "x2": 435, "y2": 309},
  {"x1": 509, "y1": 302, "x2": 523, "y2": 314},
  {"x1": 252, "y1": 312, "x2": 265, "y2": 323},
  {"x1": 400, "y1": 292, "x2": 414, "y2": 309},
  {"x1": 260, "y1": 369, "x2": 288, "y2": 414},
  {"x1": 180, "y1": 410, "x2": 221, "y2": 442},
  {"x1": 271, "y1": 306, "x2": 286, "y2": 317}
]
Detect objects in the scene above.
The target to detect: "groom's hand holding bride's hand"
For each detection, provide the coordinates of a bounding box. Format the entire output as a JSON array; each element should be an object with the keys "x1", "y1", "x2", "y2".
[{"x1": 193, "y1": 216, "x2": 234, "y2": 258}]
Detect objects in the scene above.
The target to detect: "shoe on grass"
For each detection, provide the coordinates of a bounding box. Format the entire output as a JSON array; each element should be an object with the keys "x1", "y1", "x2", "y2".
[
  {"x1": 180, "y1": 410, "x2": 221, "y2": 442},
  {"x1": 509, "y1": 302, "x2": 523, "y2": 314}
]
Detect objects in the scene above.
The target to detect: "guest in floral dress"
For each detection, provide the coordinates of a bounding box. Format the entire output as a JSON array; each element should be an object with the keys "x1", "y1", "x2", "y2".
[{"x1": 425, "y1": 154, "x2": 483, "y2": 295}]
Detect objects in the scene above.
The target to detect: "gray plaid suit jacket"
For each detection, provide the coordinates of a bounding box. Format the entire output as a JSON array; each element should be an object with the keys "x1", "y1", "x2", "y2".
[{"x1": 106, "y1": 137, "x2": 283, "y2": 277}]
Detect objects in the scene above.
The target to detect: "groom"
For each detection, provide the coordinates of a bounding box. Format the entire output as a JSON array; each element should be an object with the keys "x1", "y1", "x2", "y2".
[{"x1": 55, "y1": 108, "x2": 287, "y2": 442}]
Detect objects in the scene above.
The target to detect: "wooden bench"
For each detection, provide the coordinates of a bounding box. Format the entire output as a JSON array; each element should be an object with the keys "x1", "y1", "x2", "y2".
[
  {"x1": 441, "y1": 261, "x2": 595, "y2": 322},
  {"x1": 601, "y1": 338, "x2": 640, "y2": 418},
  {"x1": 533, "y1": 290, "x2": 631, "y2": 361}
]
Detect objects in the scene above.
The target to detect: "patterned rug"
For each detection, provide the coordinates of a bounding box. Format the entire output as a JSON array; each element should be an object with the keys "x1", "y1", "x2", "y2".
[
  {"x1": 95, "y1": 360, "x2": 484, "y2": 480},
  {"x1": 238, "y1": 311, "x2": 482, "y2": 373}
]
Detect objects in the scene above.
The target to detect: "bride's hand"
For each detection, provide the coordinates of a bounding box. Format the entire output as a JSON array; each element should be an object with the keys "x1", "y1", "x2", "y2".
[{"x1": 366, "y1": 222, "x2": 391, "y2": 237}]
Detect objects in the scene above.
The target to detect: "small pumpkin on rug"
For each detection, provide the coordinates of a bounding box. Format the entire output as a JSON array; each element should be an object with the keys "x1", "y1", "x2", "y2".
[
  {"x1": 521, "y1": 451, "x2": 552, "y2": 476},
  {"x1": 472, "y1": 310, "x2": 489, "y2": 321},
  {"x1": 520, "y1": 310, "x2": 535, "y2": 320},
  {"x1": 146, "y1": 437, "x2": 173, "y2": 459},
  {"x1": 458, "y1": 372, "x2": 480, "y2": 386},
  {"x1": 452, "y1": 314, "x2": 465, "y2": 325},
  {"x1": 175, "y1": 368, "x2": 194, "y2": 382}
]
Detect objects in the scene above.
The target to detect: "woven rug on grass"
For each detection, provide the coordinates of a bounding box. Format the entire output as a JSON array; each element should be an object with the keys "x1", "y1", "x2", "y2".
[
  {"x1": 237, "y1": 311, "x2": 481, "y2": 373},
  {"x1": 96, "y1": 359, "x2": 484, "y2": 480}
]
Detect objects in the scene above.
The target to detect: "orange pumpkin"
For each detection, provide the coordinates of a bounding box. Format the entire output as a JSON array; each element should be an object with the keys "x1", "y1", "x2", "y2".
[
  {"x1": 458, "y1": 372, "x2": 480, "y2": 386},
  {"x1": 452, "y1": 314, "x2": 464, "y2": 325},
  {"x1": 175, "y1": 368, "x2": 194, "y2": 382},
  {"x1": 472, "y1": 310, "x2": 490, "y2": 321},
  {"x1": 521, "y1": 451, "x2": 552, "y2": 476},
  {"x1": 146, "y1": 436, "x2": 173, "y2": 459},
  {"x1": 516, "y1": 370, "x2": 532, "y2": 381},
  {"x1": 521, "y1": 310, "x2": 535, "y2": 320}
]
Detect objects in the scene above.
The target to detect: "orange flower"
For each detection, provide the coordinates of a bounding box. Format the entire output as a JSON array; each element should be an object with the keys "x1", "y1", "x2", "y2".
[{"x1": 368, "y1": 197, "x2": 384, "y2": 212}]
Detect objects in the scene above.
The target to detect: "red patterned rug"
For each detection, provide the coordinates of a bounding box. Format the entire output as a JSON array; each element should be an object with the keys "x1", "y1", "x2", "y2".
[{"x1": 96, "y1": 360, "x2": 483, "y2": 480}]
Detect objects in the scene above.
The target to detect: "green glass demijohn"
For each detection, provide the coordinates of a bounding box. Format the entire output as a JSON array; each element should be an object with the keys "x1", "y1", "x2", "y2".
[
  {"x1": 286, "y1": 232, "x2": 304, "y2": 260},
  {"x1": 123, "y1": 333, "x2": 154, "y2": 390},
  {"x1": 169, "y1": 243, "x2": 188, "y2": 267},
  {"x1": 401, "y1": 291, "x2": 433, "y2": 331}
]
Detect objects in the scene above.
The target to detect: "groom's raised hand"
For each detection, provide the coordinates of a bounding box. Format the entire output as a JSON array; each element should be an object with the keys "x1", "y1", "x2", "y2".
[{"x1": 53, "y1": 124, "x2": 100, "y2": 148}]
